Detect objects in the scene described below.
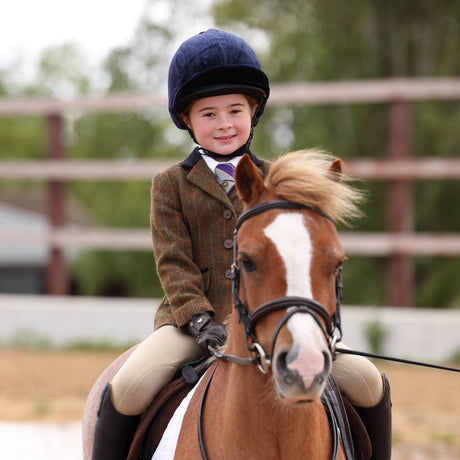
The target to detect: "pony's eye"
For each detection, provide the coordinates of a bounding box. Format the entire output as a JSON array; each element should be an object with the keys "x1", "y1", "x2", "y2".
[{"x1": 239, "y1": 254, "x2": 256, "y2": 272}]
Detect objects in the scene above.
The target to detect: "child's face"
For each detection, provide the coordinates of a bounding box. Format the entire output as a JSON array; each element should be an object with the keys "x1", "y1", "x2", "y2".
[{"x1": 181, "y1": 93, "x2": 256, "y2": 157}]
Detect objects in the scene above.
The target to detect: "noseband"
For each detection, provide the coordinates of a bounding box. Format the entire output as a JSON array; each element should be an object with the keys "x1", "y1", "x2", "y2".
[{"x1": 211, "y1": 200, "x2": 343, "y2": 373}]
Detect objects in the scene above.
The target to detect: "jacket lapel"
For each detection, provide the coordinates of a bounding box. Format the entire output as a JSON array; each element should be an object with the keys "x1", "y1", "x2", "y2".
[
  {"x1": 181, "y1": 147, "x2": 266, "y2": 207},
  {"x1": 186, "y1": 158, "x2": 231, "y2": 206}
]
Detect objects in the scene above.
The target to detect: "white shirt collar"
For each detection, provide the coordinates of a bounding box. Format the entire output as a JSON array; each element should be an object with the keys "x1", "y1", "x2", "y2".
[{"x1": 199, "y1": 149, "x2": 242, "y2": 173}]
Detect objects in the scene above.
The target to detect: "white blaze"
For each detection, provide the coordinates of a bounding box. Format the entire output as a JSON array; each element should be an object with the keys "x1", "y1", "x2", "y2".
[
  {"x1": 264, "y1": 213, "x2": 326, "y2": 392},
  {"x1": 263, "y1": 213, "x2": 312, "y2": 297}
]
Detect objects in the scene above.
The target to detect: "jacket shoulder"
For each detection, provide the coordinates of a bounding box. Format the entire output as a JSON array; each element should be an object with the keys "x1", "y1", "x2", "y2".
[
  {"x1": 152, "y1": 161, "x2": 186, "y2": 184},
  {"x1": 259, "y1": 158, "x2": 271, "y2": 176}
]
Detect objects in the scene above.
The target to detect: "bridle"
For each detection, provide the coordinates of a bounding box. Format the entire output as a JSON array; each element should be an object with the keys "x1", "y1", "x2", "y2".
[
  {"x1": 201, "y1": 199, "x2": 343, "y2": 460},
  {"x1": 209, "y1": 201, "x2": 460, "y2": 378},
  {"x1": 213, "y1": 199, "x2": 460, "y2": 375},
  {"x1": 210, "y1": 199, "x2": 343, "y2": 373}
]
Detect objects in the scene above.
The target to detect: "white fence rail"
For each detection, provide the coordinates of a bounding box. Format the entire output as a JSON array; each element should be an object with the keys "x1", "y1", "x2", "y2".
[{"x1": 1, "y1": 294, "x2": 459, "y2": 362}]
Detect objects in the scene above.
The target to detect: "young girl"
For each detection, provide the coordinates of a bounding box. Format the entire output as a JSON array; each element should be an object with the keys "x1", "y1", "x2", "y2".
[{"x1": 92, "y1": 29, "x2": 391, "y2": 460}]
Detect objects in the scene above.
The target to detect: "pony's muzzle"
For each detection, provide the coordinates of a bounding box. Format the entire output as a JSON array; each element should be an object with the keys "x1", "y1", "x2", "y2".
[
  {"x1": 273, "y1": 313, "x2": 332, "y2": 402},
  {"x1": 274, "y1": 349, "x2": 331, "y2": 402}
]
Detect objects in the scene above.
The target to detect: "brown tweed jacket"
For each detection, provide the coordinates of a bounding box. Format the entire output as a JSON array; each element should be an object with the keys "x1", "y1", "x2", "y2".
[{"x1": 151, "y1": 147, "x2": 270, "y2": 330}]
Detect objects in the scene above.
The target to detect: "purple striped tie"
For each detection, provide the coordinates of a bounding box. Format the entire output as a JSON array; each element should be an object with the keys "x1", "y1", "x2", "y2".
[{"x1": 215, "y1": 163, "x2": 235, "y2": 195}]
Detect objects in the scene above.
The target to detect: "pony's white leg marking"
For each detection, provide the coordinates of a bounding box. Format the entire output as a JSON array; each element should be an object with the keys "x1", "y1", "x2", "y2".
[{"x1": 264, "y1": 214, "x2": 327, "y2": 392}]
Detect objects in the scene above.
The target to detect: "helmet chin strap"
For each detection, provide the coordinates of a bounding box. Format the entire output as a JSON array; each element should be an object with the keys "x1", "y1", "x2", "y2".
[{"x1": 195, "y1": 129, "x2": 254, "y2": 161}]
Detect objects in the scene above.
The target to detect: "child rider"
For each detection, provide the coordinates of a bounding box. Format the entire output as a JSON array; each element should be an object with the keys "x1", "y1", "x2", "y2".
[{"x1": 91, "y1": 29, "x2": 391, "y2": 460}]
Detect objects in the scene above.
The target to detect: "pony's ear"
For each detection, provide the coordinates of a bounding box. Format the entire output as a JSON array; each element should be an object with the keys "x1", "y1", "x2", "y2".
[
  {"x1": 235, "y1": 154, "x2": 265, "y2": 206},
  {"x1": 328, "y1": 158, "x2": 342, "y2": 183}
]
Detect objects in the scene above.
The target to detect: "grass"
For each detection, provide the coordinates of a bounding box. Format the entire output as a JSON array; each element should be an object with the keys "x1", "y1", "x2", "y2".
[
  {"x1": 34, "y1": 397, "x2": 50, "y2": 415},
  {"x1": 447, "y1": 348, "x2": 460, "y2": 364},
  {"x1": 1, "y1": 328, "x2": 135, "y2": 351},
  {"x1": 431, "y1": 432, "x2": 456, "y2": 445}
]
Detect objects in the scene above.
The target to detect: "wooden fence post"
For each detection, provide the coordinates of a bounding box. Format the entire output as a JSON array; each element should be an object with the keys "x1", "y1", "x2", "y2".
[
  {"x1": 46, "y1": 113, "x2": 70, "y2": 295},
  {"x1": 387, "y1": 100, "x2": 414, "y2": 306}
]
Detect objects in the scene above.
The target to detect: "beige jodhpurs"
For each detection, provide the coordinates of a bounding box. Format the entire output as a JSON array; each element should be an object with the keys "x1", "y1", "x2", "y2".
[
  {"x1": 110, "y1": 326, "x2": 383, "y2": 416},
  {"x1": 111, "y1": 326, "x2": 202, "y2": 415},
  {"x1": 332, "y1": 342, "x2": 384, "y2": 408}
]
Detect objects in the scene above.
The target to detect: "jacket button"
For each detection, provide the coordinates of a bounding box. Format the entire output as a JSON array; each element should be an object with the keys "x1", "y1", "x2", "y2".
[
  {"x1": 224, "y1": 239, "x2": 233, "y2": 249},
  {"x1": 225, "y1": 269, "x2": 233, "y2": 279},
  {"x1": 223, "y1": 209, "x2": 232, "y2": 220}
]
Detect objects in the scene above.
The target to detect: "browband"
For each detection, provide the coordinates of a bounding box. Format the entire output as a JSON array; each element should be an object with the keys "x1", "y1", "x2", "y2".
[{"x1": 236, "y1": 200, "x2": 333, "y2": 231}]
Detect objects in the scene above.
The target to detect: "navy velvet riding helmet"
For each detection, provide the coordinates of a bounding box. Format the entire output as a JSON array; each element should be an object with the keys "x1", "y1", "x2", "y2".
[{"x1": 168, "y1": 29, "x2": 270, "y2": 129}]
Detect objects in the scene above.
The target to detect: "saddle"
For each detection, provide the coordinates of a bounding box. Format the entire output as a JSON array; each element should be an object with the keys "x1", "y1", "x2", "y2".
[
  {"x1": 127, "y1": 360, "x2": 209, "y2": 460},
  {"x1": 323, "y1": 376, "x2": 372, "y2": 460},
  {"x1": 127, "y1": 363, "x2": 371, "y2": 460}
]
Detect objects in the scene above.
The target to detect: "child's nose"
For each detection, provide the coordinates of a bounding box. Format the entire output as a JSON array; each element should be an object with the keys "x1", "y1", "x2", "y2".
[{"x1": 217, "y1": 115, "x2": 232, "y2": 129}]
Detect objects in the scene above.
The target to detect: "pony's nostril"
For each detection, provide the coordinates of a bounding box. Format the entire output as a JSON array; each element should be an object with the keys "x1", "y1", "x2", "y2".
[
  {"x1": 323, "y1": 350, "x2": 332, "y2": 371},
  {"x1": 276, "y1": 352, "x2": 288, "y2": 374},
  {"x1": 276, "y1": 352, "x2": 297, "y2": 385},
  {"x1": 284, "y1": 373, "x2": 294, "y2": 385}
]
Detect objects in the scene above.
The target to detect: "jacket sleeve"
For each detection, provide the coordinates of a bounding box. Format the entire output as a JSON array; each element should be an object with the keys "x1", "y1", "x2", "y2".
[{"x1": 151, "y1": 169, "x2": 214, "y2": 328}]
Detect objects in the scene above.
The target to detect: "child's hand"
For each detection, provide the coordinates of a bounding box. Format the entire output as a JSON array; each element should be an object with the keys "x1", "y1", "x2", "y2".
[{"x1": 187, "y1": 312, "x2": 228, "y2": 355}]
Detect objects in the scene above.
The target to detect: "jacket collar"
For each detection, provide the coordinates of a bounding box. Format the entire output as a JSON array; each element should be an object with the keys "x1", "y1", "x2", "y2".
[{"x1": 181, "y1": 147, "x2": 263, "y2": 170}]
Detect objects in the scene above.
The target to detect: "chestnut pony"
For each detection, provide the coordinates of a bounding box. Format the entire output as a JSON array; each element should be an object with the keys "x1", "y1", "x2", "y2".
[{"x1": 83, "y1": 149, "x2": 362, "y2": 460}]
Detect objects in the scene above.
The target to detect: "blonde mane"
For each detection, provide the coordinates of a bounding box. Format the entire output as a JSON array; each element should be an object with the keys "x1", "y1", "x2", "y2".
[{"x1": 265, "y1": 149, "x2": 364, "y2": 225}]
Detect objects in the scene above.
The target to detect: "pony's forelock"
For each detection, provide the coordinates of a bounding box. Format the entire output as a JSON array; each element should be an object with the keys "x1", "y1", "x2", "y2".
[{"x1": 265, "y1": 149, "x2": 364, "y2": 225}]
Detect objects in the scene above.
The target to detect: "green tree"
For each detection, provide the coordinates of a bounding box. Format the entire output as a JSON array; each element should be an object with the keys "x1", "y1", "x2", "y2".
[{"x1": 29, "y1": 43, "x2": 93, "y2": 97}]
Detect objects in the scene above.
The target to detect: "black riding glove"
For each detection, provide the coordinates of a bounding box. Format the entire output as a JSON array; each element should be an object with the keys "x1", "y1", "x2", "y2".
[{"x1": 187, "y1": 311, "x2": 228, "y2": 355}]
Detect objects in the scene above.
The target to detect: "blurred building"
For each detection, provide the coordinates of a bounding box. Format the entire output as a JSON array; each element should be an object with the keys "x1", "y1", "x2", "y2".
[{"x1": 0, "y1": 191, "x2": 94, "y2": 294}]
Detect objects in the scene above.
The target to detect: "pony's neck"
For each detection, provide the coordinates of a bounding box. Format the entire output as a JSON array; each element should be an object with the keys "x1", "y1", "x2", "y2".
[{"x1": 212, "y1": 356, "x2": 332, "y2": 457}]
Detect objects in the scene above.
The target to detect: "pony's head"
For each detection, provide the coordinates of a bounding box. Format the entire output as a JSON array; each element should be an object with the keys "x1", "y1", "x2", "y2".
[{"x1": 232, "y1": 150, "x2": 362, "y2": 403}]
